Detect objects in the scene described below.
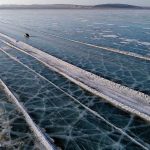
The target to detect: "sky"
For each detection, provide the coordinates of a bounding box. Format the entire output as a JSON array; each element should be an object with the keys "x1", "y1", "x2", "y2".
[{"x1": 0, "y1": 0, "x2": 150, "y2": 6}]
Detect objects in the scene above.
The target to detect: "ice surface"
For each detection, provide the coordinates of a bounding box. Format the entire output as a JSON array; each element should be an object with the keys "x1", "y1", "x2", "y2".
[
  {"x1": 0, "y1": 9, "x2": 149, "y2": 149},
  {"x1": 0, "y1": 46, "x2": 150, "y2": 149}
]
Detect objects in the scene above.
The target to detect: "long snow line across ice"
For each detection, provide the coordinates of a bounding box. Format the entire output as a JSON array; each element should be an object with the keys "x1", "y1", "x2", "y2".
[
  {"x1": 41, "y1": 32, "x2": 150, "y2": 61},
  {"x1": 0, "y1": 33, "x2": 150, "y2": 122},
  {"x1": 0, "y1": 80, "x2": 58, "y2": 150}
]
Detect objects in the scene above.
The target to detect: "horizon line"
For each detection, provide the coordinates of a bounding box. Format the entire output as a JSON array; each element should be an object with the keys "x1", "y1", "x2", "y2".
[{"x1": 0, "y1": 3, "x2": 148, "y2": 7}]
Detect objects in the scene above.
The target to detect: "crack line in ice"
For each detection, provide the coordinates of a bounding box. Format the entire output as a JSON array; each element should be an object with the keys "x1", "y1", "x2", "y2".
[{"x1": 0, "y1": 48, "x2": 149, "y2": 150}]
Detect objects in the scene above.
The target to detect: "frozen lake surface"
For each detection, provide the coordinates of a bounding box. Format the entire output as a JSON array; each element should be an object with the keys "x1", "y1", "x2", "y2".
[{"x1": 0, "y1": 9, "x2": 150, "y2": 150}]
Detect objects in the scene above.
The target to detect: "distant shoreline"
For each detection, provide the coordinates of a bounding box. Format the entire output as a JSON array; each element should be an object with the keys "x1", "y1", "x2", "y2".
[{"x1": 0, "y1": 4, "x2": 149, "y2": 10}]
